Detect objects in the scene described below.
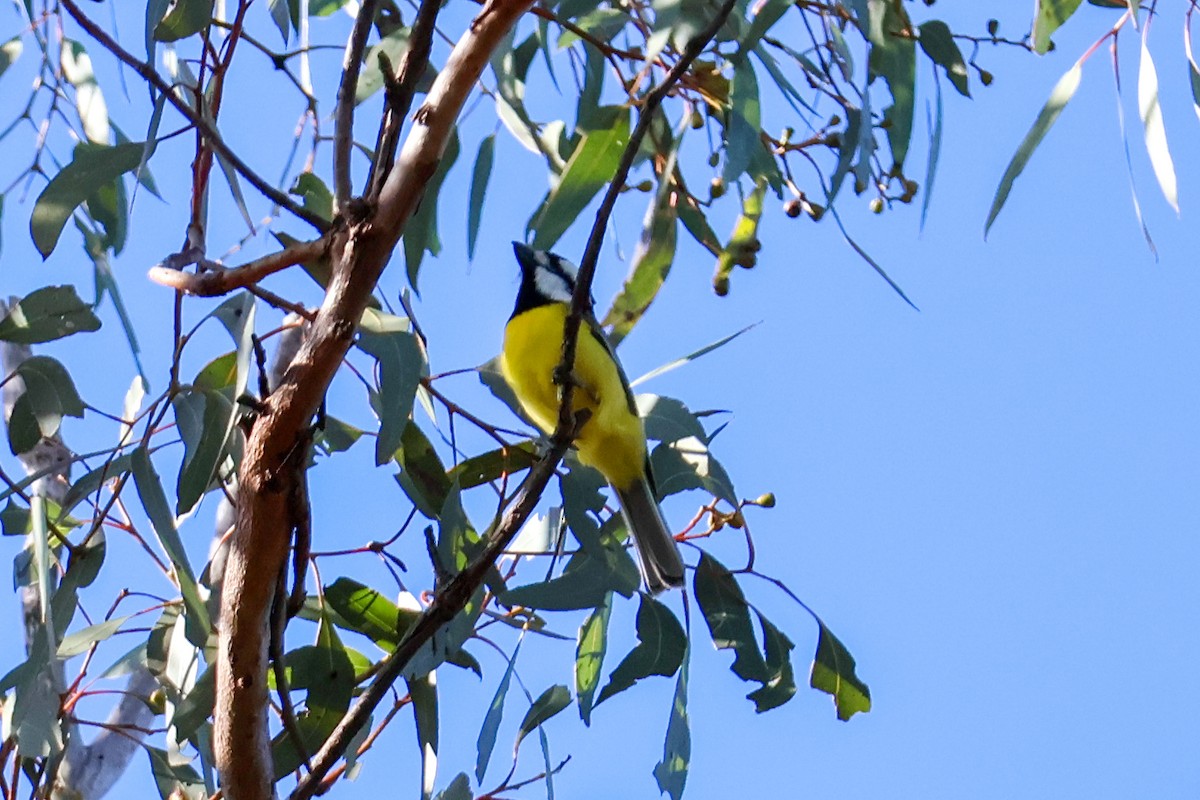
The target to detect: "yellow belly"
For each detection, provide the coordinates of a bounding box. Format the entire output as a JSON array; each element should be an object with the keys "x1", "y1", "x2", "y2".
[{"x1": 501, "y1": 304, "x2": 646, "y2": 489}]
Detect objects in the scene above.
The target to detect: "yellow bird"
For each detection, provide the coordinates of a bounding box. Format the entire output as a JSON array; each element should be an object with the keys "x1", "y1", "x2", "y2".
[{"x1": 501, "y1": 243, "x2": 685, "y2": 593}]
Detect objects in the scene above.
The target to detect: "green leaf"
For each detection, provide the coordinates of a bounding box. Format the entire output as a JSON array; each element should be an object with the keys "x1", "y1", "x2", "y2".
[
  {"x1": 476, "y1": 637, "x2": 521, "y2": 782},
  {"x1": 918, "y1": 20, "x2": 969, "y2": 97},
  {"x1": 649, "y1": 436, "x2": 738, "y2": 505},
  {"x1": 867, "y1": 0, "x2": 915, "y2": 168},
  {"x1": 1188, "y1": 24, "x2": 1200, "y2": 124},
  {"x1": 394, "y1": 422, "x2": 451, "y2": 518},
  {"x1": 434, "y1": 773, "x2": 471, "y2": 800},
  {"x1": 529, "y1": 106, "x2": 630, "y2": 250},
  {"x1": 173, "y1": 388, "x2": 237, "y2": 514},
  {"x1": 514, "y1": 684, "x2": 570, "y2": 753},
  {"x1": 30, "y1": 142, "x2": 145, "y2": 257},
  {"x1": 404, "y1": 131, "x2": 459, "y2": 290},
  {"x1": 272, "y1": 616, "x2": 357, "y2": 777},
  {"x1": 809, "y1": 619, "x2": 871, "y2": 721},
  {"x1": 131, "y1": 448, "x2": 211, "y2": 645},
  {"x1": 0, "y1": 36, "x2": 22, "y2": 79},
  {"x1": 501, "y1": 550, "x2": 633, "y2": 610},
  {"x1": 575, "y1": 593, "x2": 611, "y2": 725},
  {"x1": 0, "y1": 286, "x2": 101, "y2": 346},
  {"x1": 147, "y1": 746, "x2": 207, "y2": 800},
  {"x1": 677, "y1": 195, "x2": 721, "y2": 257},
  {"x1": 652, "y1": 655, "x2": 690, "y2": 800},
  {"x1": 316, "y1": 415, "x2": 364, "y2": 454},
  {"x1": 712, "y1": 178, "x2": 766, "y2": 296},
  {"x1": 693, "y1": 554, "x2": 766, "y2": 683},
  {"x1": 290, "y1": 172, "x2": 333, "y2": 222},
  {"x1": 746, "y1": 611, "x2": 797, "y2": 712},
  {"x1": 735, "y1": 0, "x2": 791, "y2": 62},
  {"x1": 323, "y1": 577, "x2": 419, "y2": 651},
  {"x1": 1032, "y1": 0, "x2": 1083, "y2": 55},
  {"x1": 12, "y1": 355, "x2": 85, "y2": 441},
  {"x1": 358, "y1": 309, "x2": 427, "y2": 465},
  {"x1": 596, "y1": 596, "x2": 685, "y2": 705},
  {"x1": 1137, "y1": 34, "x2": 1178, "y2": 213},
  {"x1": 722, "y1": 59, "x2": 762, "y2": 183},
  {"x1": 602, "y1": 177, "x2": 678, "y2": 344},
  {"x1": 637, "y1": 395, "x2": 708, "y2": 445},
  {"x1": 467, "y1": 134, "x2": 495, "y2": 260},
  {"x1": 447, "y1": 441, "x2": 538, "y2": 490},
  {"x1": 153, "y1": 0, "x2": 214, "y2": 42},
  {"x1": 985, "y1": 60, "x2": 1083, "y2": 236}
]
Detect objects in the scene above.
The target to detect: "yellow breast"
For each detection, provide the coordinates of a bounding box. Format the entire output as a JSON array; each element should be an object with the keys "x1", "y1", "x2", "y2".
[{"x1": 501, "y1": 304, "x2": 646, "y2": 489}]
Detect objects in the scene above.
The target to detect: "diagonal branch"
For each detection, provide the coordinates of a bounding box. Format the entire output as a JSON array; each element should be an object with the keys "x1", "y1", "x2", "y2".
[{"x1": 58, "y1": 0, "x2": 329, "y2": 233}]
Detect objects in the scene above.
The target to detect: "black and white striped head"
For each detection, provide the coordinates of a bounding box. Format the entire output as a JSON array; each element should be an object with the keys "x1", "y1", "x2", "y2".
[{"x1": 512, "y1": 242, "x2": 579, "y2": 315}]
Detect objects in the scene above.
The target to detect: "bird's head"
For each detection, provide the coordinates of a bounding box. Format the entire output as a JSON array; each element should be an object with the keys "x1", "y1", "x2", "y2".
[{"x1": 512, "y1": 242, "x2": 579, "y2": 309}]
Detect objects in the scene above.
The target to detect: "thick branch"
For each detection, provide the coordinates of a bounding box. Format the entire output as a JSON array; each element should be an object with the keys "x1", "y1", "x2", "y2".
[
  {"x1": 214, "y1": 2, "x2": 533, "y2": 798},
  {"x1": 147, "y1": 237, "x2": 327, "y2": 296},
  {"x1": 59, "y1": 0, "x2": 329, "y2": 233},
  {"x1": 333, "y1": 0, "x2": 379, "y2": 209}
]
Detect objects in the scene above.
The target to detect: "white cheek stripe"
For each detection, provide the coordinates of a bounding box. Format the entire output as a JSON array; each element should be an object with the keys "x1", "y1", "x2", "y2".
[{"x1": 534, "y1": 265, "x2": 575, "y2": 303}]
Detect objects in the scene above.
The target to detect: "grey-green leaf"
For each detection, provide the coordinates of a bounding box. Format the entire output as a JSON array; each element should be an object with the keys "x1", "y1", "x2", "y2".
[
  {"x1": 918, "y1": 20, "x2": 969, "y2": 97},
  {"x1": 652, "y1": 656, "x2": 690, "y2": 800},
  {"x1": 467, "y1": 134, "x2": 495, "y2": 260},
  {"x1": 985, "y1": 61, "x2": 1083, "y2": 235},
  {"x1": 153, "y1": 0, "x2": 214, "y2": 42},
  {"x1": 575, "y1": 593, "x2": 611, "y2": 725},
  {"x1": 0, "y1": 286, "x2": 101, "y2": 344}
]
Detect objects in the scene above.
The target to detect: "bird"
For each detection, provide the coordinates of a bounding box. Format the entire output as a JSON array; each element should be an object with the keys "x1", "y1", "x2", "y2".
[{"x1": 501, "y1": 242, "x2": 686, "y2": 593}]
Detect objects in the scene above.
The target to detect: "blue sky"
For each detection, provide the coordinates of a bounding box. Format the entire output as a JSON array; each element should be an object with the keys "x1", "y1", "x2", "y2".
[{"x1": 2, "y1": 3, "x2": 1198, "y2": 799}]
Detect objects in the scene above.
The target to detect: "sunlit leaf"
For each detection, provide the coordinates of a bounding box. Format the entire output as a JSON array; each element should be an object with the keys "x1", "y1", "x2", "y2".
[
  {"x1": 447, "y1": 441, "x2": 538, "y2": 490},
  {"x1": 712, "y1": 178, "x2": 766, "y2": 296},
  {"x1": 529, "y1": 106, "x2": 630, "y2": 250},
  {"x1": 985, "y1": 61, "x2": 1083, "y2": 236},
  {"x1": 0, "y1": 286, "x2": 100, "y2": 345},
  {"x1": 57, "y1": 616, "x2": 130, "y2": 658},
  {"x1": 60, "y1": 40, "x2": 109, "y2": 144},
  {"x1": 575, "y1": 593, "x2": 611, "y2": 725},
  {"x1": 1137, "y1": 34, "x2": 1178, "y2": 213},
  {"x1": 809, "y1": 619, "x2": 871, "y2": 721},
  {"x1": 602, "y1": 177, "x2": 679, "y2": 344},
  {"x1": 1032, "y1": 0, "x2": 1084, "y2": 54},
  {"x1": 323, "y1": 577, "x2": 420, "y2": 651},
  {"x1": 0, "y1": 37, "x2": 22, "y2": 79},
  {"x1": 290, "y1": 172, "x2": 333, "y2": 223}
]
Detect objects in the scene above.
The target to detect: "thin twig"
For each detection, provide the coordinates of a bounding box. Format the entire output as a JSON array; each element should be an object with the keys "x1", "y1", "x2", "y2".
[{"x1": 334, "y1": 0, "x2": 380, "y2": 209}]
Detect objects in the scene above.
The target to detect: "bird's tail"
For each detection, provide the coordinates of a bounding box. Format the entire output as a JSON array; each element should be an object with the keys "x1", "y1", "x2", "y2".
[{"x1": 614, "y1": 477, "x2": 685, "y2": 594}]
